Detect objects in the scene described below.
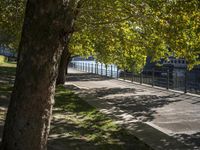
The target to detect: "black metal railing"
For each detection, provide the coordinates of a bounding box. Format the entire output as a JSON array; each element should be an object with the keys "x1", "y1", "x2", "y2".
[{"x1": 69, "y1": 62, "x2": 200, "y2": 95}]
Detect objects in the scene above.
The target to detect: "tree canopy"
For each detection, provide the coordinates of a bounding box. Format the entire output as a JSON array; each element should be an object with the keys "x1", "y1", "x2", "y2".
[
  {"x1": 0, "y1": 0, "x2": 25, "y2": 49},
  {"x1": 1, "y1": 0, "x2": 199, "y2": 70}
]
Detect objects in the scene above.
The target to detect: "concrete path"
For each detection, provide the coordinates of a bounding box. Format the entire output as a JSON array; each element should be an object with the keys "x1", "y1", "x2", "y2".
[{"x1": 65, "y1": 68, "x2": 200, "y2": 150}]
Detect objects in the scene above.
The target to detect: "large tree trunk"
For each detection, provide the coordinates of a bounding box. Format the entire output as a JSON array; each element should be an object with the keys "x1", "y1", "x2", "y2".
[
  {"x1": 56, "y1": 43, "x2": 71, "y2": 85},
  {"x1": 1, "y1": 0, "x2": 81, "y2": 150}
]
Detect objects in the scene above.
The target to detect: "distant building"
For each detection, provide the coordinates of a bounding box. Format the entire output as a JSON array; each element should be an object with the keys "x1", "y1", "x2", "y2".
[
  {"x1": 162, "y1": 56, "x2": 187, "y2": 69},
  {"x1": 72, "y1": 56, "x2": 94, "y2": 61}
]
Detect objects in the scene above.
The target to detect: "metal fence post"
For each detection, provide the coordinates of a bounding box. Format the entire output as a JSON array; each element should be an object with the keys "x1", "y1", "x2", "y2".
[
  {"x1": 111, "y1": 65, "x2": 113, "y2": 77},
  {"x1": 87, "y1": 63, "x2": 89, "y2": 72},
  {"x1": 91, "y1": 63, "x2": 93, "y2": 73},
  {"x1": 167, "y1": 69, "x2": 169, "y2": 90},
  {"x1": 184, "y1": 70, "x2": 187, "y2": 93},
  {"x1": 117, "y1": 67, "x2": 119, "y2": 79},
  {"x1": 174, "y1": 72, "x2": 177, "y2": 89},
  {"x1": 152, "y1": 68, "x2": 155, "y2": 87},
  {"x1": 124, "y1": 69, "x2": 126, "y2": 80},
  {"x1": 97, "y1": 63, "x2": 98, "y2": 75},
  {"x1": 140, "y1": 71, "x2": 143, "y2": 84},
  {"x1": 131, "y1": 66, "x2": 134, "y2": 82},
  {"x1": 106, "y1": 65, "x2": 107, "y2": 76},
  {"x1": 94, "y1": 63, "x2": 95, "y2": 74},
  {"x1": 83, "y1": 63, "x2": 84, "y2": 71},
  {"x1": 95, "y1": 63, "x2": 96, "y2": 74},
  {"x1": 101, "y1": 63, "x2": 103, "y2": 76}
]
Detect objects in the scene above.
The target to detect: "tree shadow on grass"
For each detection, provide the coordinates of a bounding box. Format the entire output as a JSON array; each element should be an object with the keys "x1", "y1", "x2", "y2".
[
  {"x1": 0, "y1": 64, "x2": 15, "y2": 109},
  {"x1": 48, "y1": 86, "x2": 152, "y2": 150},
  {"x1": 0, "y1": 63, "x2": 16, "y2": 142},
  {"x1": 0, "y1": 65, "x2": 16, "y2": 84},
  {"x1": 48, "y1": 122, "x2": 151, "y2": 150}
]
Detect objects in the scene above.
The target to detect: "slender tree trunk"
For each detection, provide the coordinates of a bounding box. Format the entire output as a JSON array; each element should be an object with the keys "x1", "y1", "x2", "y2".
[
  {"x1": 1, "y1": 0, "x2": 81, "y2": 150},
  {"x1": 65, "y1": 55, "x2": 71, "y2": 75},
  {"x1": 56, "y1": 45, "x2": 71, "y2": 85}
]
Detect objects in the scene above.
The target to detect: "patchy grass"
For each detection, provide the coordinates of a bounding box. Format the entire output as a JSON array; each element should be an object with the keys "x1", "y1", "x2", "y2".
[
  {"x1": 0, "y1": 62, "x2": 16, "y2": 75},
  {"x1": 0, "y1": 62, "x2": 16, "y2": 103},
  {"x1": 0, "y1": 62, "x2": 151, "y2": 150},
  {"x1": 0, "y1": 62, "x2": 16, "y2": 138},
  {"x1": 0, "y1": 62, "x2": 16, "y2": 99},
  {"x1": 49, "y1": 86, "x2": 151, "y2": 150}
]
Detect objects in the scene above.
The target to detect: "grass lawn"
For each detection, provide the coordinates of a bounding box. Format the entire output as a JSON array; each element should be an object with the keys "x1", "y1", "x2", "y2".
[{"x1": 0, "y1": 62, "x2": 151, "y2": 150}]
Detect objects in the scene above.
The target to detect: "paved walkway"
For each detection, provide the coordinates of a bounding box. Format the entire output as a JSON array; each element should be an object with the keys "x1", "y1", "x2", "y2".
[{"x1": 65, "y1": 68, "x2": 200, "y2": 150}]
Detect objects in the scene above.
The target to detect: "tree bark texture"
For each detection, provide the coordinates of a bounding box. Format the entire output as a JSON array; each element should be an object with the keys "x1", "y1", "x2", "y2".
[
  {"x1": 56, "y1": 45, "x2": 71, "y2": 85},
  {"x1": 1, "y1": 0, "x2": 82, "y2": 150}
]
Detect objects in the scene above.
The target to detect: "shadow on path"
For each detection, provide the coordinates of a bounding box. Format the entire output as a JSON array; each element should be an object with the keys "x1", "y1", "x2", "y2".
[
  {"x1": 67, "y1": 73, "x2": 111, "y2": 82},
  {"x1": 65, "y1": 71, "x2": 200, "y2": 149},
  {"x1": 68, "y1": 86, "x2": 181, "y2": 122}
]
